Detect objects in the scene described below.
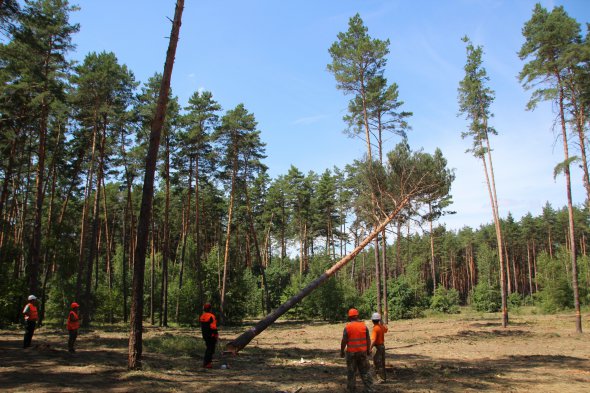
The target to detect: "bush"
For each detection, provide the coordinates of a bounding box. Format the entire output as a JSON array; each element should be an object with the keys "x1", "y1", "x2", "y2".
[
  {"x1": 279, "y1": 257, "x2": 361, "y2": 322},
  {"x1": 387, "y1": 275, "x2": 428, "y2": 320},
  {"x1": 430, "y1": 287, "x2": 460, "y2": 314},
  {"x1": 470, "y1": 282, "x2": 501, "y2": 312},
  {"x1": 535, "y1": 251, "x2": 574, "y2": 313},
  {"x1": 507, "y1": 292, "x2": 523, "y2": 310}
]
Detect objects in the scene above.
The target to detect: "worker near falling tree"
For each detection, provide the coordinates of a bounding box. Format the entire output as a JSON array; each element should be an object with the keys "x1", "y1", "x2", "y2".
[
  {"x1": 200, "y1": 303, "x2": 219, "y2": 368},
  {"x1": 22, "y1": 295, "x2": 39, "y2": 349},
  {"x1": 67, "y1": 302, "x2": 81, "y2": 353},
  {"x1": 370, "y1": 312, "x2": 388, "y2": 382},
  {"x1": 340, "y1": 308, "x2": 374, "y2": 393}
]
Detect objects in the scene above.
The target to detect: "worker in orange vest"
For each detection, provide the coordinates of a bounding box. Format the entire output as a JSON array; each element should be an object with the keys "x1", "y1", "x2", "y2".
[
  {"x1": 340, "y1": 308, "x2": 374, "y2": 393},
  {"x1": 67, "y1": 302, "x2": 81, "y2": 353},
  {"x1": 370, "y1": 312, "x2": 388, "y2": 382},
  {"x1": 22, "y1": 295, "x2": 39, "y2": 348},
  {"x1": 199, "y1": 303, "x2": 218, "y2": 368}
]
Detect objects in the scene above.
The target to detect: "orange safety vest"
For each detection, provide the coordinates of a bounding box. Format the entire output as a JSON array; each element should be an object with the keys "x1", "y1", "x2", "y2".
[
  {"x1": 371, "y1": 323, "x2": 388, "y2": 345},
  {"x1": 67, "y1": 311, "x2": 80, "y2": 331},
  {"x1": 200, "y1": 312, "x2": 218, "y2": 337},
  {"x1": 23, "y1": 303, "x2": 38, "y2": 321},
  {"x1": 345, "y1": 321, "x2": 368, "y2": 353}
]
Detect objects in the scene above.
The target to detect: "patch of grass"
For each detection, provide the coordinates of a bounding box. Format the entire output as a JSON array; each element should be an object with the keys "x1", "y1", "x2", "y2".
[{"x1": 144, "y1": 333, "x2": 202, "y2": 357}]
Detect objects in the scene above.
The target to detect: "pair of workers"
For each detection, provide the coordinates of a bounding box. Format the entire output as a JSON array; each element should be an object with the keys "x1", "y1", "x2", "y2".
[
  {"x1": 341, "y1": 308, "x2": 388, "y2": 393},
  {"x1": 22, "y1": 295, "x2": 80, "y2": 353}
]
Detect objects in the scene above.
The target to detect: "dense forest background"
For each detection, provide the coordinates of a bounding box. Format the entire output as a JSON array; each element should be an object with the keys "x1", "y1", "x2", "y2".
[{"x1": 1, "y1": 0, "x2": 589, "y2": 335}]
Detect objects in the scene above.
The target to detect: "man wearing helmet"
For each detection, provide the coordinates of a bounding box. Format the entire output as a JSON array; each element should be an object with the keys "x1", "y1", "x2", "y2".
[
  {"x1": 200, "y1": 303, "x2": 219, "y2": 368},
  {"x1": 340, "y1": 308, "x2": 374, "y2": 393},
  {"x1": 22, "y1": 295, "x2": 39, "y2": 348},
  {"x1": 67, "y1": 302, "x2": 81, "y2": 353},
  {"x1": 370, "y1": 312, "x2": 388, "y2": 382}
]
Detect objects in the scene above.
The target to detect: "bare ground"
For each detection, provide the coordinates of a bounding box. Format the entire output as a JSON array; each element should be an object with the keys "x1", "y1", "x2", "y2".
[{"x1": 0, "y1": 310, "x2": 589, "y2": 392}]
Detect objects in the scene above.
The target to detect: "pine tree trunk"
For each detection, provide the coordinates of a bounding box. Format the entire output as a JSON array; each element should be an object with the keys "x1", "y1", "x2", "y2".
[
  {"x1": 479, "y1": 143, "x2": 508, "y2": 327},
  {"x1": 374, "y1": 236, "x2": 381, "y2": 314},
  {"x1": 161, "y1": 136, "x2": 170, "y2": 327},
  {"x1": 128, "y1": 0, "x2": 184, "y2": 370},
  {"x1": 556, "y1": 74, "x2": 582, "y2": 333},
  {"x1": 194, "y1": 152, "x2": 203, "y2": 310},
  {"x1": 220, "y1": 156, "x2": 237, "y2": 322},
  {"x1": 76, "y1": 123, "x2": 98, "y2": 300},
  {"x1": 381, "y1": 228, "x2": 388, "y2": 323},
  {"x1": 429, "y1": 204, "x2": 436, "y2": 292}
]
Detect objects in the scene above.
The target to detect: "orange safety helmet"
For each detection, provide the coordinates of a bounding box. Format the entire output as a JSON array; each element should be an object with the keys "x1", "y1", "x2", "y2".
[
  {"x1": 348, "y1": 308, "x2": 359, "y2": 318},
  {"x1": 203, "y1": 303, "x2": 212, "y2": 312},
  {"x1": 71, "y1": 302, "x2": 79, "y2": 309}
]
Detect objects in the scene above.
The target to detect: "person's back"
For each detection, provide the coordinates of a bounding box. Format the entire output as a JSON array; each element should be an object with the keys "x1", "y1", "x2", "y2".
[
  {"x1": 22, "y1": 295, "x2": 39, "y2": 349},
  {"x1": 370, "y1": 312, "x2": 388, "y2": 382},
  {"x1": 199, "y1": 303, "x2": 218, "y2": 368},
  {"x1": 341, "y1": 308, "x2": 374, "y2": 393}
]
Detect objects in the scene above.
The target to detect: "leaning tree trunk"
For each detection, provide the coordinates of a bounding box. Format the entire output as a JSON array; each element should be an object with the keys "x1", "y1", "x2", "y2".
[
  {"x1": 160, "y1": 135, "x2": 171, "y2": 327},
  {"x1": 226, "y1": 195, "x2": 410, "y2": 353},
  {"x1": 128, "y1": 0, "x2": 184, "y2": 370},
  {"x1": 480, "y1": 134, "x2": 508, "y2": 328}
]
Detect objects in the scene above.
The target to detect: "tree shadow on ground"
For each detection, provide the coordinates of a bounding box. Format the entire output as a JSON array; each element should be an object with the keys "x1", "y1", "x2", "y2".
[
  {"x1": 389, "y1": 353, "x2": 589, "y2": 392},
  {"x1": 2, "y1": 325, "x2": 589, "y2": 393}
]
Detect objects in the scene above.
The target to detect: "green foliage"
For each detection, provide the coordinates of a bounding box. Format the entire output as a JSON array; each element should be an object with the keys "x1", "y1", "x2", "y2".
[
  {"x1": 470, "y1": 282, "x2": 501, "y2": 312},
  {"x1": 387, "y1": 275, "x2": 428, "y2": 320},
  {"x1": 0, "y1": 273, "x2": 26, "y2": 327},
  {"x1": 535, "y1": 251, "x2": 573, "y2": 313},
  {"x1": 430, "y1": 287, "x2": 460, "y2": 314},
  {"x1": 264, "y1": 260, "x2": 292, "y2": 310},
  {"x1": 280, "y1": 257, "x2": 361, "y2": 321},
  {"x1": 280, "y1": 273, "x2": 310, "y2": 319},
  {"x1": 475, "y1": 243, "x2": 497, "y2": 287},
  {"x1": 507, "y1": 292, "x2": 523, "y2": 310}
]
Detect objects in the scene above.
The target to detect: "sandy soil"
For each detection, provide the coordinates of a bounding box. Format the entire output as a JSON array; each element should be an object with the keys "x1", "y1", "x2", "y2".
[{"x1": 0, "y1": 310, "x2": 589, "y2": 392}]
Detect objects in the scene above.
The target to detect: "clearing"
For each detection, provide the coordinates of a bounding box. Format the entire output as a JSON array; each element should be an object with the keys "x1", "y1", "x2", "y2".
[{"x1": 0, "y1": 311, "x2": 589, "y2": 392}]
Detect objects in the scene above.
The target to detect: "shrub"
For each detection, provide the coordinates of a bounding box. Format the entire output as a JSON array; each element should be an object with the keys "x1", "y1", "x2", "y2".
[
  {"x1": 388, "y1": 275, "x2": 428, "y2": 320},
  {"x1": 470, "y1": 282, "x2": 501, "y2": 312},
  {"x1": 507, "y1": 292, "x2": 523, "y2": 310},
  {"x1": 430, "y1": 287, "x2": 460, "y2": 314},
  {"x1": 535, "y1": 251, "x2": 574, "y2": 313}
]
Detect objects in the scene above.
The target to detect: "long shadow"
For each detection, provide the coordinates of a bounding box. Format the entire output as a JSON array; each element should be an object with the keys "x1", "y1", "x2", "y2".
[{"x1": 387, "y1": 352, "x2": 589, "y2": 392}]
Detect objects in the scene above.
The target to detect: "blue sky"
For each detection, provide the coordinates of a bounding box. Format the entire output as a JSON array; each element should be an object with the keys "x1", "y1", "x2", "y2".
[{"x1": 70, "y1": 0, "x2": 590, "y2": 231}]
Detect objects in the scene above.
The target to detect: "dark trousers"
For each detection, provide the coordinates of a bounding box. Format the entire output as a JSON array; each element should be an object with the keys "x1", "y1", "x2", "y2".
[
  {"x1": 23, "y1": 320, "x2": 36, "y2": 348},
  {"x1": 203, "y1": 336, "x2": 217, "y2": 366},
  {"x1": 68, "y1": 329, "x2": 78, "y2": 352}
]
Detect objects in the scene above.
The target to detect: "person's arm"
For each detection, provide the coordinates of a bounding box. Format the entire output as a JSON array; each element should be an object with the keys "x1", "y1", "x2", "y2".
[
  {"x1": 23, "y1": 304, "x2": 30, "y2": 316},
  {"x1": 365, "y1": 327, "x2": 371, "y2": 356},
  {"x1": 370, "y1": 326, "x2": 377, "y2": 351},
  {"x1": 340, "y1": 328, "x2": 347, "y2": 357},
  {"x1": 210, "y1": 316, "x2": 219, "y2": 337}
]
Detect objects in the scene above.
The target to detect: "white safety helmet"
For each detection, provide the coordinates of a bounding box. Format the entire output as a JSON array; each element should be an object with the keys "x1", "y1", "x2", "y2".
[
  {"x1": 28, "y1": 295, "x2": 37, "y2": 301},
  {"x1": 371, "y1": 312, "x2": 381, "y2": 321}
]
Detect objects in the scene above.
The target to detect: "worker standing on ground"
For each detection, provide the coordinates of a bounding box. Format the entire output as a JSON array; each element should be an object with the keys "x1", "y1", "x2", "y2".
[
  {"x1": 370, "y1": 312, "x2": 388, "y2": 382},
  {"x1": 67, "y1": 302, "x2": 80, "y2": 353},
  {"x1": 22, "y1": 295, "x2": 39, "y2": 349},
  {"x1": 340, "y1": 308, "x2": 374, "y2": 393},
  {"x1": 199, "y1": 303, "x2": 219, "y2": 368}
]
